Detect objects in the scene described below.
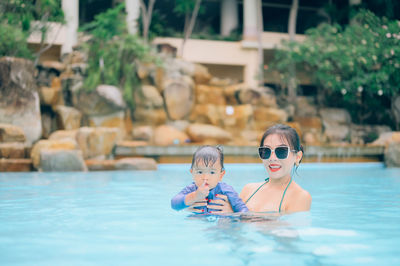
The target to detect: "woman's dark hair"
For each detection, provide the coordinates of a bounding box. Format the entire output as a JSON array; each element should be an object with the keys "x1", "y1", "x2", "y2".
[
  {"x1": 260, "y1": 124, "x2": 304, "y2": 163},
  {"x1": 191, "y1": 145, "x2": 224, "y2": 170}
]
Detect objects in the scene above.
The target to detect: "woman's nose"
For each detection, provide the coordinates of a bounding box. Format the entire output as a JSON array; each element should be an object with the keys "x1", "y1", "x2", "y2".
[{"x1": 269, "y1": 150, "x2": 278, "y2": 160}]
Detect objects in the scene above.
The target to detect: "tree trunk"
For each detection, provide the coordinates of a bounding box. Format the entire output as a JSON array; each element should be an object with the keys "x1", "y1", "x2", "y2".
[
  {"x1": 139, "y1": 0, "x2": 156, "y2": 43},
  {"x1": 287, "y1": 0, "x2": 298, "y2": 102},
  {"x1": 256, "y1": 0, "x2": 264, "y2": 87},
  {"x1": 61, "y1": 0, "x2": 79, "y2": 55},
  {"x1": 179, "y1": 0, "x2": 202, "y2": 58},
  {"x1": 126, "y1": 0, "x2": 141, "y2": 35}
]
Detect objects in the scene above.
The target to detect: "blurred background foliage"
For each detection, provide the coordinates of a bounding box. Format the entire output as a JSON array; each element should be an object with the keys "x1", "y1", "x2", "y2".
[
  {"x1": 1, "y1": 0, "x2": 399, "y2": 128},
  {"x1": 269, "y1": 10, "x2": 400, "y2": 127},
  {"x1": 79, "y1": 3, "x2": 160, "y2": 109},
  {"x1": 0, "y1": 0, "x2": 64, "y2": 58}
]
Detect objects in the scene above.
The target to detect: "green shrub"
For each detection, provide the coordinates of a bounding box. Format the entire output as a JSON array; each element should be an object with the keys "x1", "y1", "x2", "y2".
[
  {"x1": 0, "y1": 23, "x2": 33, "y2": 58},
  {"x1": 0, "y1": 0, "x2": 63, "y2": 60},
  {"x1": 80, "y1": 4, "x2": 160, "y2": 109},
  {"x1": 269, "y1": 10, "x2": 400, "y2": 126}
]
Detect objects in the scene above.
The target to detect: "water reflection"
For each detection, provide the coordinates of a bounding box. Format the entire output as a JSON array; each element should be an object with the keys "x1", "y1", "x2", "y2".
[{"x1": 185, "y1": 212, "x2": 313, "y2": 264}]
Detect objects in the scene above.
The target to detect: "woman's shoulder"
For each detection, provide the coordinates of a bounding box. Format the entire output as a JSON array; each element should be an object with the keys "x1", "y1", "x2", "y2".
[
  {"x1": 288, "y1": 181, "x2": 312, "y2": 211},
  {"x1": 291, "y1": 182, "x2": 311, "y2": 198},
  {"x1": 243, "y1": 181, "x2": 265, "y2": 190},
  {"x1": 240, "y1": 181, "x2": 265, "y2": 197}
]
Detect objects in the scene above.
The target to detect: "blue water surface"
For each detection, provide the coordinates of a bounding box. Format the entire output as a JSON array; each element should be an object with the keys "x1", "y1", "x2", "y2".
[{"x1": 1, "y1": 163, "x2": 400, "y2": 266}]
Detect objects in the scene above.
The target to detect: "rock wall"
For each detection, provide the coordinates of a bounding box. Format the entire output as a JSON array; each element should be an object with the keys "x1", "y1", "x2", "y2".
[{"x1": 0, "y1": 50, "x2": 398, "y2": 171}]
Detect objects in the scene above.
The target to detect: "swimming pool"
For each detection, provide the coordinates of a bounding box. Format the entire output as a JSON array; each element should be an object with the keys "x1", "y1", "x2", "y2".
[{"x1": 1, "y1": 163, "x2": 399, "y2": 265}]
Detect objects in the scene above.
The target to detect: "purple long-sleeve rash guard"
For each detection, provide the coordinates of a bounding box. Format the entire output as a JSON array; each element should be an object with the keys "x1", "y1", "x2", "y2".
[{"x1": 171, "y1": 182, "x2": 249, "y2": 213}]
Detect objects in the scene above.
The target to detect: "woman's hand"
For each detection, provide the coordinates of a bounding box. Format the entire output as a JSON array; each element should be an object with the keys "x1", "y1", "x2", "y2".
[
  {"x1": 208, "y1": 194, "x2": 233, "y2": 214},
  {"x1": 186, "y1": 200, "x2": 207, "y2": 214}
]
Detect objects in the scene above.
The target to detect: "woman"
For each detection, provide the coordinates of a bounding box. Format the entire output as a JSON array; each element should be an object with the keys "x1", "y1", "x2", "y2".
[{"x1": 209, "y1": 124, "x2": 312, "y2": 214}]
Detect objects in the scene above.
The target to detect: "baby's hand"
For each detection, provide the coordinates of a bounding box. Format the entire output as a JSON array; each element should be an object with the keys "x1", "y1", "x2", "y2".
[{"x1": 195, "y1": 180, "x2": 210, "y2": 201}]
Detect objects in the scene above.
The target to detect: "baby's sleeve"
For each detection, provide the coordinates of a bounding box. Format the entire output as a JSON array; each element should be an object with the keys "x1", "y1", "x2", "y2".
[
  {"x1": 171, "y1": 184, "x2": 196, "y2": 211},
  {"x1": 223, "y1": 184, "x2": 249, "y2": 212}
]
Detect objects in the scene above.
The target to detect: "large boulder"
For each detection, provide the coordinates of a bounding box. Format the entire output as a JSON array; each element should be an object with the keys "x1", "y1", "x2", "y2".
[
  {"x1": 294, "y1": 116, "x2": 322, "y2": 132},
  {"x1": 0, "y1": 158, "x2": 32, "y2": 172},
  {"x1": 75, "y1": 127, "x2": 122, "y2": 159},
  {"x1": 87, "y1": 111, "x2": 126, "y2": 132},
  {"x1": 222, "y1": 105, "x2": 253, "y2": 130},
  {"x1": 133, "y1": 107, "x2": 167, "y2": 125},
  {"x1": 350, "y1": 124, "x2": 392, "y2": 145},
  {"x1": 0, "y1": 57, "x2": 42, "y2": 144},
  {"x1": 392, "y1": 94, "x2": 400, "y2": 129},
  {"x1": 41, "y1": 111, "x2": 57, "y2": 139},
  {"x1": 86, "y1": 157, "x2": 157, "y2": 171},
  {"x1": 193, "y1": 63, "x2": 212, "y2": 84},
  {"x1": 0, "y1": 143, "x2": 27, "y2": 159},
  {"x1": 320, "y1": 108, "x2": 352, "y2": 124},
  {"x1": 153, "y1": 125, "x2": 190, "y2": 145},
  {"x1": 48, "y1": 129, "x2": 78, "y2": 141},
  {"x1": 162, "y1": 77, "x2": 195, "y2": 120},
  {"x1": 370, "y1": 131, "x2": 400, "y2": 146},
  {"x1": 114, "y1": 158, "x2": 157, "y2": 170},
  {"x1": 61, "y1": 75, "x2": 83, "y2": 106},
  {"x1": 39, "y1": 86, "x2": 64, "y2": 106},
  {"x1": 132, "y1": 125, "x2": 154, "y2": 141},
  {"x1": 31, "y1": 139, "x2": 79, "y2": 169},
  {"x1": 0, "y1": 124, "x2": 26, "y2": 143},
  {"x1": 135, "y1": 85, "x2": 164, "y2": 109},
  {"x1": 295, "y1": 96, "x2": 318, "y2": 117},
  {"x1": 189, "y1": 104, "x2": 253, "y2": 130},
  {"x1": 54, "y1": 105, "x2": 82, "y2": 130},
  {"x1": 293, "y1": 116, "x2": 323, "y2": 145},
  {"x1": 320, "y1": 108, "x2": 352, "y2": 143},
  {"x1": 73, "y1": 84, "x2": 126, "y2": 116},
  {"x1": 224, "y1": 85, "x2": 277, "y2": 107},
  {"x1": 195, "y1": 85, "x2": 226, "y2": 105},
  {"x1": 39, "y1": 149, "x2": 87, "y2": 172},
  {"x1": 384, "y1": 143, "x2": 400, "y2": 167},
  {"x1": 253, "y1": 107, "x2": 288, "y2": 130},
  {"x1": 186, "y1": 123, "x2": 233, "y2": 144}
]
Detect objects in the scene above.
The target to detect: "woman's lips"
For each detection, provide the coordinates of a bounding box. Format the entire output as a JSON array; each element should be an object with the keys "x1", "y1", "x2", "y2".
[{"x1": 269, "y1": 164, "x2": 281, "y2": 172}]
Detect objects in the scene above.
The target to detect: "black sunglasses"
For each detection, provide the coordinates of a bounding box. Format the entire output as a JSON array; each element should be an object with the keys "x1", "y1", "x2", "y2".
[{"x1": 258, "y1": 146, "x2": 296, "y2": 160}]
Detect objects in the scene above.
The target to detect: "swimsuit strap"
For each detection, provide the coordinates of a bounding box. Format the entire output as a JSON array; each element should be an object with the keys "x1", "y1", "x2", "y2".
[
  {"x1": 245, "y1": 177, "x2": 293, "y2": 213},
  {"x1": 278, "y1": 177, "x2": 292, "y2": 213},
  {"x1": 244, "y1": 178, "x2": 269, "y2": 204}
]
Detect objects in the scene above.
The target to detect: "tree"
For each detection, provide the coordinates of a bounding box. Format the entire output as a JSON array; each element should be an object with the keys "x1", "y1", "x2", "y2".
[
  {"x1": 287, "y1": 0, "x2": 299, "y2": 103},
  {"x1": 80, "y1": 4, "x2": 159, "y2": 109},
  {"x1": 269, "y1": 10, "x2": 400, "y2": 127},
  {"x1": 174, "y1": 0, "x2": 202, "y2": 57},
  {"x1": 256, "y1": 0, "x2": 264, "y2": 87},
  {"x1": 139, "y1": 0, "x2": 156, "y2": 43}
]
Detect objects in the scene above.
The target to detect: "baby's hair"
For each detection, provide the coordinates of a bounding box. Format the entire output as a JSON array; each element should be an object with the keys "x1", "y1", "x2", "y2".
[
  {"x1": 191, "y1": 145, "x2": 225, "y2": 171},
  {"x1": 260, "y1": 124, "x2": 304, "y2": 165}
]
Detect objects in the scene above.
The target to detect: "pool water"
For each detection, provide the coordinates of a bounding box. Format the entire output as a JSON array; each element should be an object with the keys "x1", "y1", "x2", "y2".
[{"x1": 1, "y1": 163, "x2": 400, "y2": 265}]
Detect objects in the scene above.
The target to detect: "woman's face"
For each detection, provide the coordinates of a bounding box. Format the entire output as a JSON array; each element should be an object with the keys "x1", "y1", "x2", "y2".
[{"x1": 261, "y1": 134, "x2": 302, "y2": 180}]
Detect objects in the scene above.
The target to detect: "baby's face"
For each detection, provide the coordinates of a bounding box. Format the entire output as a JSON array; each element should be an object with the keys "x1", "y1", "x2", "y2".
[{"x1": 191, "y1": 160, "x2": 225, "y2": 189}]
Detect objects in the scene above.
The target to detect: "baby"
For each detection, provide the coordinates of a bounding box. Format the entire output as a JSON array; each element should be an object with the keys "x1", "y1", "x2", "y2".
[{"x1": 171, "y1": 145, "x2": 248, "y2": 214}]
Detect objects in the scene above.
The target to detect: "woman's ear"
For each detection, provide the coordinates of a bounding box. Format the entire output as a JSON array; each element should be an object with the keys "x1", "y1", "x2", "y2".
[{"x1": 296, "y1": 151, "x2": 303, "y2": 165}]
